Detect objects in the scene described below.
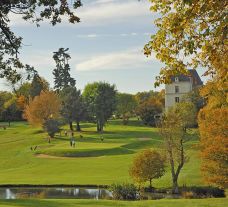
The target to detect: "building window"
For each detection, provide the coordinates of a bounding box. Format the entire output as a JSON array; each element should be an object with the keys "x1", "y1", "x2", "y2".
[
  {"x1": 175, "y1": 97, "x2": 179, "y2": 103},
  {"x1": 175, "y1": 86, "x2": 179, "y2": 93},
  {"x1": 175, "y1": 77, "x2": 179, "y2": 82}
]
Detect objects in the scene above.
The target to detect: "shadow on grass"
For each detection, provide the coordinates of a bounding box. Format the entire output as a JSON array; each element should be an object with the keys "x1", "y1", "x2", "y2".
[
  {"x1": 40, "y1": 146, "x2": 135, "y2": 158},
  {"x1": 122, "y1": 139, "x2": 163, "y2": 150}
]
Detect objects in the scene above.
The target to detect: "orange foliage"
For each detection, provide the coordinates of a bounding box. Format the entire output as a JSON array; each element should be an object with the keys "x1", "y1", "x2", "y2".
[
  {"x1": 16, "y1": 95, "x2": 27, "y2": 110},
  {"x1": 24, "y1": 90, "x2": 60, "y2": 126},
  {"x1": 198, "y1": 107, "x2": 228, "y2": 188},
  {"x1": 129, "y1": 149, "x2": 165, "y2": 187}
]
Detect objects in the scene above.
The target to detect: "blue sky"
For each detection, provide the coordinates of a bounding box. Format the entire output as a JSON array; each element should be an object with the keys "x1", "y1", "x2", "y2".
[{"x1": 0, "y1": 0, "x2": 206, "y2": 93}]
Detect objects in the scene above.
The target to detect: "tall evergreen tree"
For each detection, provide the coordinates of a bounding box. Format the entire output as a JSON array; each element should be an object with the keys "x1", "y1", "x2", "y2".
[
  {"x1": 30, "y1": 74, "x2": 49, "y2": 99},
  {"x1": 53, "y1": 48, "x2": 76, "y2": 91}
]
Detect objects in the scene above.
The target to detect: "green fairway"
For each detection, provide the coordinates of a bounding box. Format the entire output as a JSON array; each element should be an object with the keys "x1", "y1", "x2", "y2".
[
  {"x1": 0, "y1": 198, "x2": 227, "y2": 207},
  {"x1": 0, "y1": 120, "x2": 202, "y2": 187}
]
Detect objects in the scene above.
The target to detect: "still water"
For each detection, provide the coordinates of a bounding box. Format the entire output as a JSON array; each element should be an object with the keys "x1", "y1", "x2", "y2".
[{"x1": 0, "y1": 187, "x2": 112, "y2": 199}]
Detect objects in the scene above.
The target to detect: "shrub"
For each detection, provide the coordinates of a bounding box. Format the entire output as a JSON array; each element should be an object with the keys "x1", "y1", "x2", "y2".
[
  {"x1": 182, "y1": 191, "x2": 194, "y2": 199},
  {"x1": 181, "y1": 186, "x2": 225, "y2": 198},
  {"x1": 109, "y1": 183, "x2": 138, "y2": 200},
  {"x1": 43, "y1": 118, "x2": 60, "y2": 138}
]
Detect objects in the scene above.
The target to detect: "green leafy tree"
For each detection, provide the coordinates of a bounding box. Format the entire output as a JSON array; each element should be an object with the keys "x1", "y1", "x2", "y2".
[
  {"x1": 0, "y1": 0, "x2": 82, "y2": 82},
  {"x1": 60, "y1": 86, "x2": 86, "y2": 131},
  {"x1": 83, "y1": 82, "x2": 117, "y2": 132},
  {"x1": 129, "y1": 149, "x2": 166, "y2": 188},
  {"x1": 43, "y1": 118, "x2": 61, "y2": 142},
  {"x1": 16, "y1": 82, "x2": 31, "y2": 100},
  {"x1": 159, "y1": 102, "x2": 197, "y2": 193},
  {"x1": 53, "y1": 48, "x2": 76, "y2": 91},
  {"x1": 182, "y1": 88, "x2": 205, "y2": 113},
  {"x1": 116, "y1": 93, "x2": 137, "y2": 124},
  {"x1": 2, "y1": 96, "x2": 20, "y2": 126}
]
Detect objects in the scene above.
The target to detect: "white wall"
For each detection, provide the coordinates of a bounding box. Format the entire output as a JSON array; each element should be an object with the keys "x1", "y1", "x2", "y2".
[{"x1": 165, "y1": 81, "x2": 192, "y2": 109}]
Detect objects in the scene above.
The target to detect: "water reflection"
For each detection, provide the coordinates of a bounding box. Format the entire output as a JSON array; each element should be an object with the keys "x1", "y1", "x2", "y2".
[{"x1": 0, "y1": 187, "x2": 112, "y2": 199}]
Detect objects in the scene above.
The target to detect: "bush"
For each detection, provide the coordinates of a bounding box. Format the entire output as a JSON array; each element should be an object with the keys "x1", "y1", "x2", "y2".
[
  {"x1": 182, "y1": 191, "x2": 194, "y2": 199},
  {"x1": 181, "y1": 186, "x2": 225, "y2": 198},
  {"x1": 43, "y1": 118, "x2": 60, "y2": 138},
  {"x1": 109, "y1": 183, "x2": 138, "y2": 200}
]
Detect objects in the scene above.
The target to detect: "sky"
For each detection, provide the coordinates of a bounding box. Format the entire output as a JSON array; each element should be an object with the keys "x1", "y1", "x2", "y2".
[{"x1": 0, "y1": 0, "x2": 206, "y2": 93}]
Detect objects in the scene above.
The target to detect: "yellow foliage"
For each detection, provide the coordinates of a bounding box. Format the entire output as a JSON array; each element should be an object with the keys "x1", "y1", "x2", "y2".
[{"x1": 24, "y1": 90, "x2": 60, "y2": 126}]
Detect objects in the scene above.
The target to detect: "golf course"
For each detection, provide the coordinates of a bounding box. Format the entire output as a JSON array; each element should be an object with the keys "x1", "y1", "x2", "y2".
[
  {"x1": 0, "y1": 120, "x2": 227, "y2": 206},
  {"x1": 0, "y1": 120, "x2": 200, "y2": 186}
]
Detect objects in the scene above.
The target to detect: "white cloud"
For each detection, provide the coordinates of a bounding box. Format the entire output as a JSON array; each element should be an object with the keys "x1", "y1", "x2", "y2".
[
  {"x1": 75, "y1": 48, "x2": 157, "y2": 72},
  {"x1": 78, "y1": 0, "x2": 152, "y2": 26},
  {"x1": 21, "y1": 51, "x2": 55, "y2": 70},
  {"x1": 8, "y1": 0, "x2": 153, "y2": 27}
]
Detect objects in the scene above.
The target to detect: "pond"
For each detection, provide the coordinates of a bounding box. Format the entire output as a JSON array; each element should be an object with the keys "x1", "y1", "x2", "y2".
[{"x1": 0, "y1": 187, "x2": 112, "y2": 199}]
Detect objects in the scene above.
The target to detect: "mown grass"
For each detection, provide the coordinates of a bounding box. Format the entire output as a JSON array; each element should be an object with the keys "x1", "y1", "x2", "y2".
[
  {"x1": 0, "y1": 198, "x2": 227, "y2": 207},
  {"x1": 0, "y1": 120, "x2": 202, "y2": 187}
]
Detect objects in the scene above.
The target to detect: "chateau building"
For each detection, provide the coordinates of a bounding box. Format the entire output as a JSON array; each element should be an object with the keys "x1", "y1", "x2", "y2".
[{"x1": 165, "y1": 69, "x2": 203, "y2": 109}]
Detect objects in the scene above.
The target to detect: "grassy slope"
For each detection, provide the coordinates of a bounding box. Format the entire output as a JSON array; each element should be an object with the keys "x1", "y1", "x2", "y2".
[
  {"x1": 0, "y1": 120, "x2": 202, "y2": 187},
  {"x1": 0, "y1": 198, "x2": 228, "y2": 207}
]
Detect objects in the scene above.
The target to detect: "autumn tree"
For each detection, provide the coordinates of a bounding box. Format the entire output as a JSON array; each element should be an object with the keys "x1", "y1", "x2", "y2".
[
  {"x1": 136, "y1": 97, "x2": 163, "y2": 126},
  {"x1": 198, "y1": 81, "x2": 228, "y2": 188},
  {"x1": 145, "y1": 0, "x2": 227, "y2": 188},
  {"x1": 53, "y1": 48, "x2": 76, "y2": 91},
  {"x1": 116, "y1": 93, "x2": 137, "y2": 124},
  {"x1": 0, "y1": 0, "x2": 82, "y2": 83},
  {"x1": 159, "y1": 102, "x2": 196, "y2": 193},
  {"x1": 144, "y1": 0, "x2": 227, "y2": 88},
  {"x1": 24, "y1": 91, "x2": 60, "y2": 126},
  {"x1": 83, "y1": 82, "x2": 117, "y2": 132},
  {"x1": 129, "y1": 149, "x2": 165, "y2": 188}
]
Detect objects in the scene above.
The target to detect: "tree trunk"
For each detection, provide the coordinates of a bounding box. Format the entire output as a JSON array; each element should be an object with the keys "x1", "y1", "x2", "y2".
[
  {"x1": 97, "y1": 122, "x2": 100, "y2": 132},
  {"x1": 172, "y1": 176, "x2": 179, "y2": 194},
  {"x1": 76, "y1": 121, "x2": 81, "y2": 131},
  {"x1": 69, "y1": 121, "x2": 73, "y2": 131},
  {"x1": 149, "y1": 178, "x2": 152, "y2": 189}
]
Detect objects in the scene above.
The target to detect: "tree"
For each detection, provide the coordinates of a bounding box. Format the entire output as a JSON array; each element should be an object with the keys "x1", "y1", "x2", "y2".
[
  {"x1": 24, "y1": 90, "x2": 60, "y2": 126},
  {"x1": 198, "y1": 81, "x2": 228, "y2": 188},
  {"x1": 43, "y1": 118, "x2": 61, "y2": 142},
  {"x1": 144, "y1": 0, "x2": 227, "y2": 88},
  {"x1": 0, "y1": 0, "x2": 82, "y2": 82},
  {"x1": 83, "y1": 82, "x2": 117, "y2": 132},
  {"x1": 1, "y1": 95, "x2": 20, "y2": 126},
  {"x1": 116, "y1": 93, "x2": 137, "y2": 124},
  {"x1": 159, "y1": 102, "x2": 196, "y2": 193},
  {"x1": 60, "y1": 86, "x2": 86, "y2": 131},
  {"x1": 182, "y1": 88, "x2": 205, "y2": 113},
  {"x1": 30, "y1": 74, "x2": 49, "y2": 99},
  {"x1": 144, "y1": 0, "x2": 227, "y2": 189},
  {"x1": 136, "y1": 97, "x2": 163, "y2": 126},
  {"x1": 198, "y1": 107, "x2": 228, "y2": 188},
  {"x1": 129, "y1": 149, "x2": 165, "y2": 188},
  {"x1": 53, "y1": 48, "x2": 76, "y2": 91}
]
